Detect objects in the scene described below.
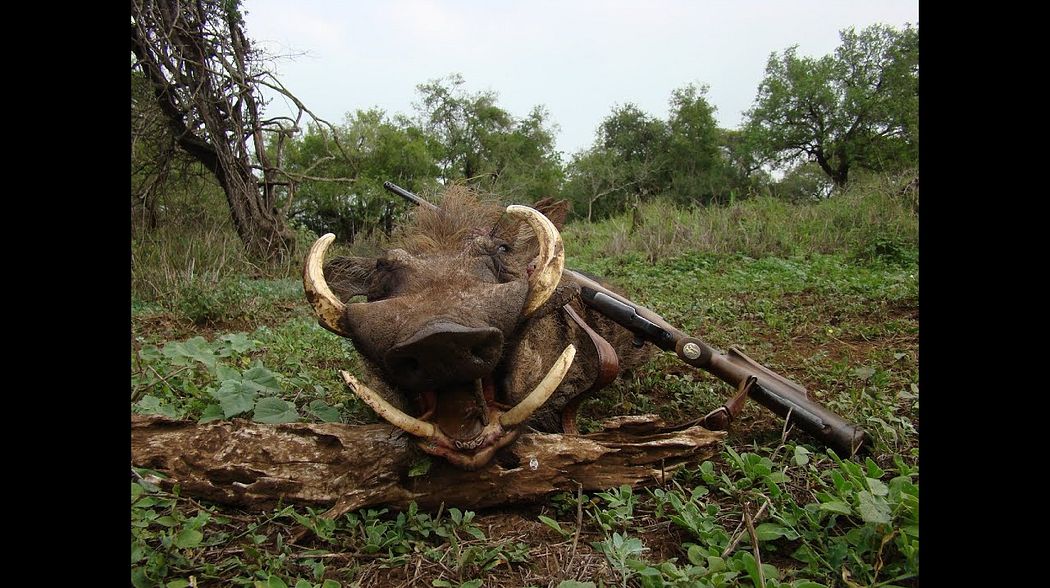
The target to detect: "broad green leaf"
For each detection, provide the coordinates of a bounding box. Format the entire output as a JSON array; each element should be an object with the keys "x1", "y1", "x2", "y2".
[
  {"x1": 219, "y1": 332, "x2": 256, "y2": 355},
  {"x1": 138, "y1": 345, "x2": 162, "y2": 362},
  {"x1": 241, "y1": 363, "x2": 281, "y2": 394},
  {"x1": 857, "y1": 491, "x2": 892, "y2": 524},
  {"x1": 464, "y1": 526, "x2": 486, "y2": 540},
  {"x1": 131, "y1": 540, "x2": 146, "y2": 564},
  {"x1": 738, "y1": 551, "x2": 761, "y2": 587},
  {"x1": 155, "y1": 515, "x2": 178, "y2": 527},
  {"x1": 818, "y1": 501, "x2": 852, "y2": 515},
  {"x1": 294, "y1": 581, "x2": 312, "y2": 588},
  {"x1": 213, "y1": 364, "x2": 240, "y2": 382},
  {"x1": 321, "y1": 581, "x2": 341, "y2": 588},
  {"x1": 131, "y1": 568, "x2": 150, "y2": 588},
  {"x1": 755, "y1": 522, "x2": 798, "y2": 541},
  {"x1": 255, "y1": 577, "x2": 289, "y2": 588},
  {"x1": 793, "y1": 445, "x2": 811, "y2": 466},
  {"x1": 132, "y1": 482, "x2": 144, "y2": 502},
  {"x1": 556, "y1": 581, "x2": 596, "y2": 588},
  {"x1": 768, "y1": 471, "x2": 790, "y2": 483},
  {"x1": 213, "y1": 380, "x2": 258, "y2": 418},
  {"x1": 866, "y1": 477, "x2": 889, "y2": 496},
  {"x1": 638, "y1": 566, "x2": 664, "y2": 588},
  {"x1": 134, "y1": 396, "x2": 183, "y2": 419},
  {"x1": 686, "y1": 545, "x2": 705, "y2": 566},
  {"x1": 198, "y1": 404, "x2": 225, "y2": 424},
  {"x1": 253, "y1": 398, "x2": 300, "y2": 424},
  {"x1": 865, "y1": 457, "x2": 885, "y2": 478},
  {"x1": 173, "y1": 528, "x2": 203, "y2": 549},
  {"x1": 167, "y1": 580, "x2": 190, "y2": 588},
  {"x1": 306, "y1": 399, "x2": 342, "y2": 423},
  {"x1": 162, "y1": 337, "x2": 216, "y2": 370},
  {"x1": 829, "y1": 470, "x2": 848, "y2": 493},
  {"x1": 791, "y1": 582, "x2": 827, "y2": 588},
  {"x1": 460, "y1": 580, "x2": 483, "y2": 588}
]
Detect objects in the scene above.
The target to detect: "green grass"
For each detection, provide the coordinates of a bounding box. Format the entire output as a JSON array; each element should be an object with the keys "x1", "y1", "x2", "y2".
[
  {"x1": 564, "y1": 171, "x2": 917, "y2": 264},
  {"x1": 131, "y1": 175, "x2": 918, "y2": 587}
]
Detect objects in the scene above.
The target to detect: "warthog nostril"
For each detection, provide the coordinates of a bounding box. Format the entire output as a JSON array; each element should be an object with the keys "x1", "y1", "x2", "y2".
[{"x1": 385, "y1": 322, "x2": 503, "y2": 389}]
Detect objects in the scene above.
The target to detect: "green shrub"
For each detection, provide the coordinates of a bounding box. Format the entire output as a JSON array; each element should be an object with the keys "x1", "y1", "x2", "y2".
[{"x1": 175, "y1": 278, "x2": 251, "y2": 326}]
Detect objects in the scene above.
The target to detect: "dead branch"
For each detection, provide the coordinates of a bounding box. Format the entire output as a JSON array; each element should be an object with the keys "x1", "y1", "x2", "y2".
[{"x1": 131, "y1": 414, "x2": 724, "y2": 515}]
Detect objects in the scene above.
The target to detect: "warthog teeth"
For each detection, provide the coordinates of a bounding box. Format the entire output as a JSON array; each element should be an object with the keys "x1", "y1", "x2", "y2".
[
  {"x1": 506, "y1": 205, "x2": 565, "y2": 317},
  {"x1": 304, "y1": 234, "x2": 351, "y2": 337},
  {"x1": 339, "y1": 371, "x2": 436, "y2": 439},
  {"x1": 342, "y1": 343, "x2": 575, "y2": 454},
  {"x1": 499, "y1": 344, "x2": 576, "y2": 427},
  {"x1": 454, "y1": 437, "x2": 486, "y2": 451}
]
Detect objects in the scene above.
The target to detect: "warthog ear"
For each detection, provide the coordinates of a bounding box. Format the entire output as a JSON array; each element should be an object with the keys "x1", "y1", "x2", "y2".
[
  {"x1": 323, "y1": 257, "x2": 376, "y2": 302},
  {"x1": 531, "y1": 197, "x2": 571, "y2": 230}
]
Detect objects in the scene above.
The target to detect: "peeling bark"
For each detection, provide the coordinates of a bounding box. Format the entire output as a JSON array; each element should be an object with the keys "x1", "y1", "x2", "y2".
[{"x1": 131, "y1": 414, "x2": 724, "y2": 515}]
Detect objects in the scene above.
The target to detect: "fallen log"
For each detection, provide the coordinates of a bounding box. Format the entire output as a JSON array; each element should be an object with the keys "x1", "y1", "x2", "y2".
[{"x1": 131, "y1": 414, "x2": 724, "y2": 517}]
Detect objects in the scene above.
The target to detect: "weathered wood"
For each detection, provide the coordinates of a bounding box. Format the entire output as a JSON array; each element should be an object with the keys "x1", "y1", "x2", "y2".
[{"x1": 131, "y1": 414, "x2": 724, "y2": 515}]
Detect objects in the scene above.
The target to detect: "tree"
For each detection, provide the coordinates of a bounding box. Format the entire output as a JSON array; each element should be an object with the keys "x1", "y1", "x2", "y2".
[
  {"x1": 744, "y1": 23, "x2": 918, "y2": 187},
  {"x1": 283, "y1": 110, "x2": 438, "y2": 242},
  {"x1": 664, "y1": 84, "x2": 736, "y2": 205},
  {"x1": 562, "y1": 146, "x2": 636, "y2": 221},
  {"x1": 131, "y1": 0, "x2": 306, "y2": 261},
  {"x1": 561, "y1": 103, "x2": 670, "y2": 221},
  {"x1": 132, "y1": 68, "x2": 232, "y2": 238},
  {"x1": 414, "y1": 74, "x2": 564, "y2": 199},
  {"x1": 598, "y1": 103, "x2": 670, "y2": 201}
]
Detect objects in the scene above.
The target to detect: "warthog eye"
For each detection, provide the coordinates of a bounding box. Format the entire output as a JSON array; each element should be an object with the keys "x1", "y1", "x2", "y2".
[
  {"x1": 487, "y1": 240, "x2": 513, "y2": 281},
  {"x1": 367, "y1": 258, "x2": 404, "y2": 301}
]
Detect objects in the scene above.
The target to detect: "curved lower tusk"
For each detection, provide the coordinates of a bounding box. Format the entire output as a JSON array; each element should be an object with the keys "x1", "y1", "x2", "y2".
[
  {"x1": 340, "y1": 371, "x2": 436, "y2": 438},
  {"x1": 304, "y1": 234, "x2": 350, "y2": 336},
  {"x1": 499, "y1": 344, "x2": 576, "y2": 427},
  {"x1": 507, "y1": 205, "x2": 565, "y2": 316}
]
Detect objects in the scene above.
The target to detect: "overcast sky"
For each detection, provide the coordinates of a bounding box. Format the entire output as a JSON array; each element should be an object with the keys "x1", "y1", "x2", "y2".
[{"x1": 243, "y1": 0, "x2": 918, "y2": 158}]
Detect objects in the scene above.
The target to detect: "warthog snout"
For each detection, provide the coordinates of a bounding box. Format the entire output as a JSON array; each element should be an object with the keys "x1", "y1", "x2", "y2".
[{"x1": 385, "y1": 322, "x2": 503, "y2": 390}]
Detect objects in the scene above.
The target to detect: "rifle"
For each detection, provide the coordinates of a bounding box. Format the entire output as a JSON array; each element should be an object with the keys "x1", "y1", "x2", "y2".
[{"x1": 382, "y1": 182, "x2": 868, "y2": 457}]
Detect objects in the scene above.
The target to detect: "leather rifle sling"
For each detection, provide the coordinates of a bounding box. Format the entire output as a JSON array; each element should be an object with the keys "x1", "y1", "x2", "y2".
[{"x1": 560, "y1": 304, "x2": 620, "y2": 434}]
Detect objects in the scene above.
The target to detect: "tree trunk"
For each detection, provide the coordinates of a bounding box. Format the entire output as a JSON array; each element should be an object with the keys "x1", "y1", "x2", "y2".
[
  {"x1": 130, "y1": 0, "x2": 296, "y2": 263},
  {"x1": 131, "y1": 414, "x2": 724, "y2": 516},
  {"x1": 214, "y1": 162, "x2": 296, "y2": 262}
]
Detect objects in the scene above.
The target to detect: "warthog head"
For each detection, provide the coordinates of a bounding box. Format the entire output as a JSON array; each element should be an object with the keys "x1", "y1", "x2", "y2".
[{"x1": 303, "y1": 187, "x2": 623, "y2": 469}]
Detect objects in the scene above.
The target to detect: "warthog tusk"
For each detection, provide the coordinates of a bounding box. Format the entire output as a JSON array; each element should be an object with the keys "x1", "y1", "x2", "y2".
[
  {"x1": 340, "y1": 371, "x2": 436, "y2": 439},
  {"x1": 304, "y1": 234, "x2": 350, "y2": 337},
  {"x1": 506, "y1": 205, "x2": 565, "y2": 317},
  {"x1": 499, "y1": 344, "x2": 576, "y2": 427}
]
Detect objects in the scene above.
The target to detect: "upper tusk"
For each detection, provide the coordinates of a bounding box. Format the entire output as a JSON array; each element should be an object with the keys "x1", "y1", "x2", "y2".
[
  {"x1": 340, "y1": 371, "x2": 436, "y2": 438},
  {"x1": 499, "y1": 344, "x2": 576, "y2": 427},
  {"x1": 506, "y1": 205, "x2": 565, "y2": 317},
  {"x1": 304, "y1": 234, "x2": 350, "y2": 336}
]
